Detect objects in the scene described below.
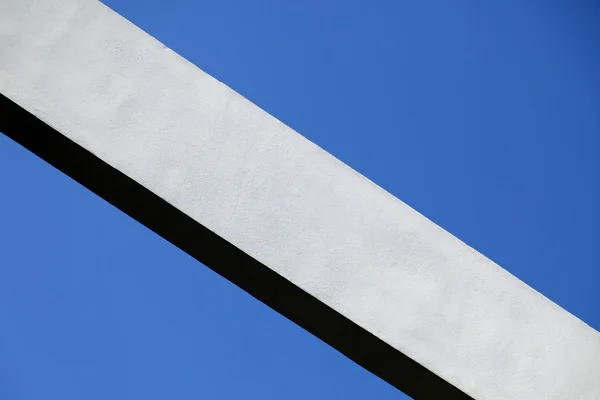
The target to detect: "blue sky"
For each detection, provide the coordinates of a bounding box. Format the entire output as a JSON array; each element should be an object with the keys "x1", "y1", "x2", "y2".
[{"x1": 1, "y1": 1, "x2": 599, "y2": 399}]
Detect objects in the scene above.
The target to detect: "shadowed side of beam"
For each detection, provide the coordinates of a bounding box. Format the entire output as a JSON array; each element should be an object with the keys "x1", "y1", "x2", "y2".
[{"x1": 0, "y1": 93, "x2": 474, "y2": 400}]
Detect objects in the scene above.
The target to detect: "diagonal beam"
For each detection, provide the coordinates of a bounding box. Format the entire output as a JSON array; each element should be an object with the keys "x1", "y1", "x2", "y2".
[{"x1": 1, "y1": 1, "x2": 598, "y2": 399}]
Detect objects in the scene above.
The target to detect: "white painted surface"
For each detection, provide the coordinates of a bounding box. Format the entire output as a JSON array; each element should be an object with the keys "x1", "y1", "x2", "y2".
[{"x1": 1, "y1": 0, "x2": 598, "y2": 398}]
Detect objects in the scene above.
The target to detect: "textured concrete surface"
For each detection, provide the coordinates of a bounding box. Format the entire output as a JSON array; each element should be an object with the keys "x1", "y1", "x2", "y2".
[{"x1": 1, "y1": 0, "x2": 599, "y2": 399}]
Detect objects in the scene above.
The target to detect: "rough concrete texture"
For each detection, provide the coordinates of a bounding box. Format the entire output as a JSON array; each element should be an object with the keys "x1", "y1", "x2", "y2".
[{"x1": 1, "y1": 0, "x2": 599, "y2": 399}]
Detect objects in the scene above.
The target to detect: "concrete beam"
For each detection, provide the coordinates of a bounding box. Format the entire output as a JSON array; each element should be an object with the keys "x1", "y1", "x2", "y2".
[{"x1": 1, "y1": 0, "x2": 598, "y2": 399}]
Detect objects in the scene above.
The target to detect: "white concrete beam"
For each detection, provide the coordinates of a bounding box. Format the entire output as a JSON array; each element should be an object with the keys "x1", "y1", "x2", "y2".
[{"x1": 1, "y1": 0, "x2": 598, "y2": 399}]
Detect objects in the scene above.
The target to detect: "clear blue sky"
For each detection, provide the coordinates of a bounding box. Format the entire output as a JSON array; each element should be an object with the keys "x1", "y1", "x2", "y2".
[{"x1": 1, "y1": 1, "x2": 598, "y2": 399}]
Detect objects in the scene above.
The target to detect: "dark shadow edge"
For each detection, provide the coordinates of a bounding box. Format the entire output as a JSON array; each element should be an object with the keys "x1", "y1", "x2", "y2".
[{"x1": 0, "y1": 93, "x2": 473, "y2": 400}]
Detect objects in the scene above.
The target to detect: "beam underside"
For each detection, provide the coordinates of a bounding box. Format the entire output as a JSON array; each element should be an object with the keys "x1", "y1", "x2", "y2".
[{"x1": 0, "y1": 93, "x2": 472, "y2": 399}]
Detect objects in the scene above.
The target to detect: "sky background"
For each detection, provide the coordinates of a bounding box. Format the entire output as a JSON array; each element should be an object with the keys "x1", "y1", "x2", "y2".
[{"x1": 1, "y1": 1, "x2": 599, "y2": 399}]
